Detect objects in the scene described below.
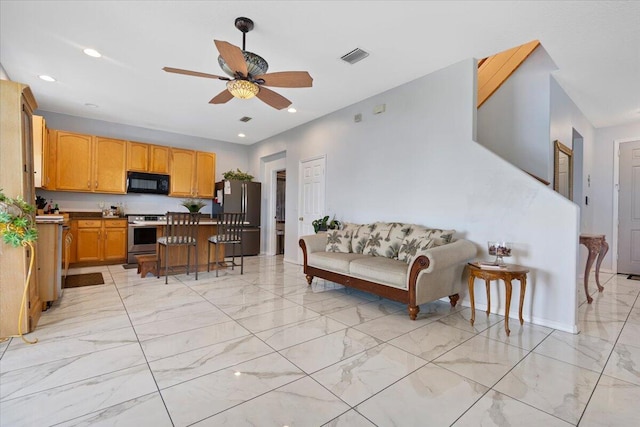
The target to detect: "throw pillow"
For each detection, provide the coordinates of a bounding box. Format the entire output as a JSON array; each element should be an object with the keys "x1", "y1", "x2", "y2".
[
  {"x1": 325, "y1": 222, "x2": 358, "y2": 253},
  {"x1": 399, "y1": 236, "x2": 435, "y2": 263},
  {"x1": 352, "y1": 223, "x2": 377, "y2": 254},
  {"x1": 428, "y1": 229, "x2": 456, "y2": 246},
  {"x1": 364, "y1": 222, "x2": 407, "y2": 258}
]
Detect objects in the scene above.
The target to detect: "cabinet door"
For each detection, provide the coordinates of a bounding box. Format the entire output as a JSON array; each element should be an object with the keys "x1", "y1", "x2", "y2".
[
  {"x1": 195, "y1": 151, "x2": 216, "y2": 198},
  {"x1": 170, "y1": 148, "x2": 195, "y2": 197},
  {"x1": 103, "y1": 225, "x2": 127, "y2": 261},
  {"x1": 149, "y1": 145, "x2": 170, "y2": 174},
  {"x1": 76, "y1": 227, "x2": 102, "y2": 262},
  {"x1": 127, "y1": 141, "x2": 149, "y2": 172},
  {"x1": 94, "y1": 137, "x2": 127, "y2": 193},
  {"x1": 33, "y1": 115, "x2": 44, "y2": 188},
  {"x1": 56, "y1": 131, "x2": 93, "y2": 191}
]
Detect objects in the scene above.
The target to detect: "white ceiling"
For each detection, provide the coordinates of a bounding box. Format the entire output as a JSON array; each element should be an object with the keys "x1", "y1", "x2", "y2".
[{"x1": 1, "y1": 1, "x2": 639, "y2": 145}]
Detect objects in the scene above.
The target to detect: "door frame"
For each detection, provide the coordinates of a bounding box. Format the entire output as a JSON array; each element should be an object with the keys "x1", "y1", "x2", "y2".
[
  {"x1": 261, "y1": 153, "x2": 286, "y2": 256},
  {"x1": 612, "y1": 137, "x2": 640, "y2": 274},
  {"x1": 298, "y1": 154, "x2": 326, "y2": 264}
]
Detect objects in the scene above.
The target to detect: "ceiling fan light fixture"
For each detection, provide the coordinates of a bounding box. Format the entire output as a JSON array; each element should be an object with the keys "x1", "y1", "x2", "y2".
[
  {"x1": 227, "y1": 80, "x2": 259, "y2": 99},
  {"x1": 218, "y1": 51, "x2": 268, "y2": 78}
]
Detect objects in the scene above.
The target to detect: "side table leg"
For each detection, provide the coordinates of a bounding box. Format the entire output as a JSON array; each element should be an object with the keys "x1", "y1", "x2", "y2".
[
  {"x1": 504, "y1": 279, "x2": 513, "y2": 336},
  {"x1": 485, "y1": 279, "x2": 491, "y2": 316},
  {"x1": 594, "y1": 241, "x2": 609, "y2": 292},
  {"x1": 519, "y1": 277, "x2": 527, "y2": 325},
  {"x1": 468, "y1": 275, "x2": 476, "y2": 326},
  {"x1": 583, "y1": 248, "x2": 597, "y2": 304}
]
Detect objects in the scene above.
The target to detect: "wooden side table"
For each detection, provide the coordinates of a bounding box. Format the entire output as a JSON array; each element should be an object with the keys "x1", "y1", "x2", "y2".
[
  {"x1": 467, "y1": 263, "x2": 529, "y2": 336},
  {"x1": 579, "y1": 234, "x2": 608, "y2": 304}
]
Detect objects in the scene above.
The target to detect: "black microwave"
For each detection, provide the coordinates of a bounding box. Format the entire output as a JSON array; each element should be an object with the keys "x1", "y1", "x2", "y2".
[{"x1": 126, "y1": 172, "x2": 170, "y2": 195}]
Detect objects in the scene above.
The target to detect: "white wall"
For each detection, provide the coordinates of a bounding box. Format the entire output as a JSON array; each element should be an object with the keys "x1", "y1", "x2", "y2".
[
  {"x1": 592, "y1": 121, "x2": 640, "y2": 271},
  {"x1": 37, "y1": 111, "x2": 249, "y2": 215},
  {"x1": 477, "y1": 46, "x2": 557, "y2": 181},
  {"x1": 250, "y1": 59, "x2": 580, "y2": 332}
]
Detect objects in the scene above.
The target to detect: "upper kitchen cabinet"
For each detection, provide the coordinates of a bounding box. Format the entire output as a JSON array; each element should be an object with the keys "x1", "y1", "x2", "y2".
[
  {"x1": 169, "y1": 148, "x2": 195, "y2": 197},
  {"x1": 33, "y1": 115, "x2": 55, "y2": 189},
  {"x1": 54, "y1": 131, "x2": 127, "y2": 193},
  {"x1": 195, "y1": 151, "x2": 216, "y2": 198},
  {"x1": 169, "y1": 149, "x2": 216, "y2": 198},
  {"x1": 127, "y1": 141, "x2": 170, "y2": 174}
]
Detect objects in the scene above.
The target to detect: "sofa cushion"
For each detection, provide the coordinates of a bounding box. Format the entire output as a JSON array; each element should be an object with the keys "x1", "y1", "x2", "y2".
[
  {"x1": 364, "y1": 222, "x2": 408, "y2": 258},
  {"x1": 352, "y1": 223, "x2": 376, "y2": 254},
  {"x1": 349, "y1": 257, "x2": 408, "y2": 289},
  {"x1": 325, "y1": 222, "x2": 358, "y2": 253},
  {"x1": 308, "y1": 252, "x2": 369, "y2": 274}
]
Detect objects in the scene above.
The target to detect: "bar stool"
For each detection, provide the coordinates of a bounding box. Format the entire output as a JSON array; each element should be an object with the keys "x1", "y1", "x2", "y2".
[
  {"x1": 208, "y1": 212, "x2": 245, "y2": 277},
  {"x1": 157, "y1": 212, "x2": 200, "y2": 284}
]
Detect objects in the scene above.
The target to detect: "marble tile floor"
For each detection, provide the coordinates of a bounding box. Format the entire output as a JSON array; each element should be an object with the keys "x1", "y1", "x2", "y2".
[{"x1": 1, "y1": 257, "x2": 638, "y2": 426}]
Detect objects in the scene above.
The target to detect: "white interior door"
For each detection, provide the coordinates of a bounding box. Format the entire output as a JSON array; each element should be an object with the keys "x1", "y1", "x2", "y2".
[
  {"x1": 618, "y1": 139, "x2": 640, "y2": 275},
  {"x1": 298, "y1": 156, "x2": 326, "y2": 263}
]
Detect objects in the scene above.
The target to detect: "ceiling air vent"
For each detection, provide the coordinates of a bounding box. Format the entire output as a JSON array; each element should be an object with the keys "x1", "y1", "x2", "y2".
[
  {"x1": 340, "y1": 48, "x2": 369, "y2": 65},
  {"x1": 239, "y1": 116, "x2": 252, "y2": 122}
]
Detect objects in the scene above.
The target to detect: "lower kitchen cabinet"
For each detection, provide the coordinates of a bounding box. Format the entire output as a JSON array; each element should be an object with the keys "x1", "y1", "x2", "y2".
[{"x1": 74, "y1": 219, "x2": 127, "y2": 263}]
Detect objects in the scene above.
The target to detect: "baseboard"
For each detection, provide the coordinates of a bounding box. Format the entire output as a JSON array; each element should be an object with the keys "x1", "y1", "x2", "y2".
[{"x1": 283, "y1": 257, "x2": 301, "y2": 265}]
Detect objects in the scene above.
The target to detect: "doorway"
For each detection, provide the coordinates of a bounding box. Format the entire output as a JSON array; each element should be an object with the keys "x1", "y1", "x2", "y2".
[
  {"x1": 617, "y1": 139, "x2": 640, "y2": 275},
  {"x1": 276, "y1": 170, "x2": 286, "y2": 255}
]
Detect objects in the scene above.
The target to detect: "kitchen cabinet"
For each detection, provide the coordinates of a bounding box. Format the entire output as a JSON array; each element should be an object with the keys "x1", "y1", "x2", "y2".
[
  {"x1": 127, "y1": 142, "x2": 170, "y2": 174},
  {"x1": 33, "y1": 115, "x2": 55, "y2": 189},
  {"x1": 170, "y1": 148, "x2": 196, "y2": 197},
  {"x1": 75, "y1": 219, "x2": 127, "y2": 263},
  {"x1": 54, "y1": 131, "x2": 127, "y2": 193},
  {"x1": 169, "y1": 148, "x2": 216, "y2": 198},
  {"x1": 0, "y1": 80, "x2": 42, "y2": 337}
]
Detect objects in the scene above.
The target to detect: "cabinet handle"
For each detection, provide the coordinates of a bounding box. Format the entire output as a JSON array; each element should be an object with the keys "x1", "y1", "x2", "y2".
[
  {"x1": 95, "y1": 181, "x2": 98, "y2": 189},
  {"x1": 87, "y1": 181, "x2": 91, "y2": 188}
]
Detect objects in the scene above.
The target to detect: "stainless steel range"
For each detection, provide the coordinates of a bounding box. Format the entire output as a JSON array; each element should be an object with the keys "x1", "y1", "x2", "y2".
[{"x1": 127, "y1": 214, "x2": 166, "y2": 264}]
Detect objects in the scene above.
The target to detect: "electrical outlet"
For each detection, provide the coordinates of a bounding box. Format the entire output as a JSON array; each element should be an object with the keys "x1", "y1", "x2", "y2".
[
  {"x1": 354, "y1": 113, "x2": 362, "y2": 122},
  {"x1": 373, "y1": 103, "x2": 386, "y2": 114}
]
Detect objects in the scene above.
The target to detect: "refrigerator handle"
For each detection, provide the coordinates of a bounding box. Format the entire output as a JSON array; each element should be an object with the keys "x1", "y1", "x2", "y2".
[{"x1": 242, "y1": 183, "x2": 246, "y2": 214}]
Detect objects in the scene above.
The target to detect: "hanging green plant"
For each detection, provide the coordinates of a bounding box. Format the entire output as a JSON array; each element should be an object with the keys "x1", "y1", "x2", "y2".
[
  {"x1": 223, "y1": 168, "x2": 254, "y2": 181},
  {"x1": 0, "y1": 189, "x2": 38, "y2": 344}
]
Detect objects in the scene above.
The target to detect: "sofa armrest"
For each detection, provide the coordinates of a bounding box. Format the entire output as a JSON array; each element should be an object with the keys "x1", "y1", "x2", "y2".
[
  {"x1": 299, "y1": 233, "x2": 327, "y2": 254},
  {"x1": 407, "y1": 239, "x2": 476, "y2": 274}
]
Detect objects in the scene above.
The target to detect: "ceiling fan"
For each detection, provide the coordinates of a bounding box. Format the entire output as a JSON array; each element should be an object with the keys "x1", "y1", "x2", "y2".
[{"x1": 163, "y1": 17, "x2": 313, "y2": 110}]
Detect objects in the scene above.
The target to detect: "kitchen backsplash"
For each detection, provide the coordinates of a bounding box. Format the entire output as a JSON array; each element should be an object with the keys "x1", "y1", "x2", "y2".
[{"x1": 36, "y1": 190, "x2": 212, "y2": 215}]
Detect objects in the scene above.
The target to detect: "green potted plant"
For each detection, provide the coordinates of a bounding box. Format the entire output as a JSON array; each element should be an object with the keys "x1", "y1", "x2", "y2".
[
  {"x1": 222, "y1": 169, "x2": 254, "y2": 181},
  {"x1": 312, "y1": 215, "x2": 341, "y2": 233},
  {"x1": 0, "y1": 190, "x2": 38, "y2": 344},
  {"x1": 181, "y1": 198, "x2": 207, "y2": 213}
]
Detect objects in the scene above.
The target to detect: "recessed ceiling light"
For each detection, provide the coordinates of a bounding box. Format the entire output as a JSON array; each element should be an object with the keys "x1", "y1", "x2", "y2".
[
  {"x1": 83, "y1": 48, "x2": 102, "y2": 58},
  {"x1": 287, "y1": 107, "x2": 297, "y2": 113},
  {"x1": 38, "y1": 75, "x2": 56, "y2": 82},
  {"x1": 238, "y1": 133, "x2": 246, "y2": 138},
  {"x1": 84, "y1": 103, "x2": 98, "y2": 108}
]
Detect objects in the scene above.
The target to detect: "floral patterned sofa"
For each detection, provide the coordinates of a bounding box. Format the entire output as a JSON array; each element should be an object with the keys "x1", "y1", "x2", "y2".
[{"x1": 299, "y1": 222, "x2": 476, "y2": 320}]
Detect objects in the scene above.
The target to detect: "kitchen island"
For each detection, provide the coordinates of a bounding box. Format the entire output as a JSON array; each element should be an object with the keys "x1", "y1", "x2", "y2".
[{"x1": 137, "y1": 219, "x2": 235, "y2": 276}]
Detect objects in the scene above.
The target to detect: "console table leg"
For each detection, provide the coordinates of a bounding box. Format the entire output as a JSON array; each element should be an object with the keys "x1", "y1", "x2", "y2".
[
  {"x1": 485, "y1": 279, "x2": 491, "y2": 316},
  {"x1": 595, "y1": 241, "x2": 609, "y2": 292},
  {"x1": 519, "y1": 277, "x2": 526, "y2": 325},
  {"x1": 468, "y1": 275, "x2": 476, "y2": 326},
  {"x1": 504, "y1": 279, "x2": 513, "y2": 336},
  {"x1": 584, "y1": 250, "x2": 597, "y2": 304}
]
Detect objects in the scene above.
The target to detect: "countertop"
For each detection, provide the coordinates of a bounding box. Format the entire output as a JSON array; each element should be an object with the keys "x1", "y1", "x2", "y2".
[{"x1": 131, "y1": 219, "x2": 224, "y2": 226}]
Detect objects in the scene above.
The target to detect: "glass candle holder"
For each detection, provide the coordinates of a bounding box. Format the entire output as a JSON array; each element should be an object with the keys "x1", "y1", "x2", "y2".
[{"x1": 487, "y1": 241, "x2": 512, "y2": 266}]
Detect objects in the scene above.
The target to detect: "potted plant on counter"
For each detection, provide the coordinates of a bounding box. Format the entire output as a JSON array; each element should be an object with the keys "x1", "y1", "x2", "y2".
[
  {"x1": 0, "y1": 190, "x2": 38, "y2": 344},
  {"x1": 181, "y1": 198, "x2": 207, "y2": 213}
]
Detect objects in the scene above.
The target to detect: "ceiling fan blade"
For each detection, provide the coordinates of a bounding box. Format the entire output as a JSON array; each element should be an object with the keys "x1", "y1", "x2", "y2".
[
  {"x1": 214, "y1": 40, "x2": 248, "y2": 77},
  {"x1": 209, "y1": 89, "x2": 234, "y2": 104},
  {"x1": 256, "y1": 86, "x2": 292, "y2": 110},
  {"x1": 163, "y1": 67, "x2": 227, "y2": 80},
  {"x1": 257, "y1": 71, "x2": 313, "y2": 88}
]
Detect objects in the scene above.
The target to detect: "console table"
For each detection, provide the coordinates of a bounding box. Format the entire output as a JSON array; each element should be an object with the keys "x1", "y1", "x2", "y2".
[
  {"x1": 467, "y1": 263, "x2": 529, "y2": 336},
  {"x1": 579, "y1": 234, "x2": 609, "y2": 304}
]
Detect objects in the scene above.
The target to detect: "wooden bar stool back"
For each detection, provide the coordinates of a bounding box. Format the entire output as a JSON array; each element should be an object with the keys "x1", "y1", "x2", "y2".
[
  {"x1": 208, "y1": 212, "x2": 245, "y2": 277},
  {"x1": 157, "y1": 212, "x2": 200, "y2": 284}
]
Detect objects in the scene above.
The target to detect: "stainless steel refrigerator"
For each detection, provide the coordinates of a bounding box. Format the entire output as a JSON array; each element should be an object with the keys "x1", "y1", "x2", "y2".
[{"x1": 214, "y1": 180, "x2": 261, "y2": 256}]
